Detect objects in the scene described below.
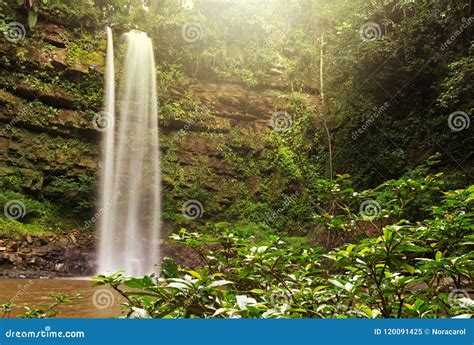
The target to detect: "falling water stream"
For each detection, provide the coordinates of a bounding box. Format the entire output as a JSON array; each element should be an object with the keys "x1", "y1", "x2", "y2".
[{"x1": 97, "y1": 29, "x2": 161, "y2": 276}]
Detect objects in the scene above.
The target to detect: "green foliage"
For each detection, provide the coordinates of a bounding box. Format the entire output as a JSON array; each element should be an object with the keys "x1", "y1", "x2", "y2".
[
  {"x1": 94, "y1": 178, "x2": 473, "y2": 318},
  {"x1": 43, "y1": 175, "x2": 97, "y2": 216},
  {"x1": 94, "y1": 223, "x2": 326, "y2": 318},
  {"x1": 327, "y1": 186, "x2": 473, "y2": 318},
  {"x1": 158, "y1": 92, "x2": 209, "y2": 125},
  {"x1": 319, "y1": 0, "x2": 473, "y2": 185},
  {"x1": 18, "y1": 293, "x2": 82, "y2": 318},
  {"x1": 0, "y1": 191, "x2": 78, "y2": 235},
  {"x1": 275, "y1": 147, "x2": 302, "y2": 182},
  {"x1": 156, "y1": 63, "x2": 184, "y2": 96},
  {"x1": 2, "y1": 0, "x2": 472, "y2": 320},
  {"x1": 66, "y1": 35, "x2": 105, "y2": 67}
]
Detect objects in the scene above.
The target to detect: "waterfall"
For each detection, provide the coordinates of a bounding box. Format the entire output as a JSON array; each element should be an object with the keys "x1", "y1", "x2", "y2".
[{"x1": 97, "y1": 29, "x2": 161, "y2": 277}]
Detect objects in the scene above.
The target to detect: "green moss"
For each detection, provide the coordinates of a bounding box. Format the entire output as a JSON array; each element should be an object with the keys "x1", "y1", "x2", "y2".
[
  {"x1": 159, "y1": 92, "x2": 210, "y2": 125},
  {"x1": 0, "y1": 168, "x2": 43, "y2": 192},
  {"x1": 156, "y1": 63, "x2": 184, "y2": 95},
  {"x1": 16, "y1": 74, "x2": 54, "y2": 94},
  {"x1": 0, "y1": 191, "x2": 79, "y2": 235},
  {"x1": 66, "y1": 35, "x2": 105, "y2": 67},
  {"x1": 0, "y1": 218, "x2": 53, "y2": 236},
  {"x1": 43, "y1": 175, "x2": 97, "y2": 216},
  {"x1": 59, "y1": 74, "x2": 103, "y2": 108}
]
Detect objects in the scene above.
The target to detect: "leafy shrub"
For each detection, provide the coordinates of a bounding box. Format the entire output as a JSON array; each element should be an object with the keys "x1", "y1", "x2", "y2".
[
  {"x1": 0, "y1": 191, "x2": 78, "y2": 235},
  {"x1": 93, "y1": 182, "x2": 473, "y2": 318}
]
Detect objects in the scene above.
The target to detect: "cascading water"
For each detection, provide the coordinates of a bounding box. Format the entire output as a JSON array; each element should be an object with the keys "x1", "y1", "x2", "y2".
[{"x1": 97, "y1": 29, "x2": 161, "y2": 277}]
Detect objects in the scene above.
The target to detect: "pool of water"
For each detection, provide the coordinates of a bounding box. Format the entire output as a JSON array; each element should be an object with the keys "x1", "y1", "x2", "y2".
[{"x1": 0, "y1": 279, "x2": 124, "y2": 318}]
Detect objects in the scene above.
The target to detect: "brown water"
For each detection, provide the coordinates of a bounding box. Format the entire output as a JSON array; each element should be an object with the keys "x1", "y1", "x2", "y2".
[{"x1": 0, "y1": 279, "x2": 124, "y2": 318}]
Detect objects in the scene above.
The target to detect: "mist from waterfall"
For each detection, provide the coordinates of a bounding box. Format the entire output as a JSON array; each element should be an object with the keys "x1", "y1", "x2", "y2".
[{"x1": 97, "y1": 29, "x2": 161, "y2": 277}]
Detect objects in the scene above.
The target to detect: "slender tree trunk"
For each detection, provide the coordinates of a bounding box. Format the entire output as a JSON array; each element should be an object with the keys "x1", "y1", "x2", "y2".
[
  {"x1": 319, "y1": 33, "x2": 333, "y2": 180},
  {"x1": 319, "y1": 33, "x2": 325, "y2": 102}
]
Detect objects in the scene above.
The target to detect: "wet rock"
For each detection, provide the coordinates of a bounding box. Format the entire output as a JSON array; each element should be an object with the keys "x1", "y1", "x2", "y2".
[
  {"x1": 14, "y1": 82, "x2": 76, "y2": 109},
  {"x1": 69, "y1": 234, "x2": 77, "y2": 245},
  {"x1": 41, "y1": 23, "x2": 68, "y2": 48},
  {"x1": 8, "y1": 253, "x2": 23, "y2": 266},
  {"x1": 59, "y1": 236, "x2": 69, "y2": 246},
  {"x1": 50, "y1": 48, "x2": 68, "y2": 69},
  {"x1": 65, "y1": 63, "x2": 90, "y2": 78},
  {"x1": 0, "y1": 230, "x2": 96, "y2": 278},
  {"x1": 6, "y1": 241, "x2": 19, "y2": 251}
]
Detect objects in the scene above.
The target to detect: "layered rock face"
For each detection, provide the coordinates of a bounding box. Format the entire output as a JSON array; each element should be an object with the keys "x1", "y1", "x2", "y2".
[
  {"x1": 0, "y1": 21, "x2": 101, "y2": 198},
  {"x1": 0, "y1": 231, "x2": 94, "y2": 278},
  {"x1": 0, "y1": 13, "x2": 315, "y2": 275},
  {"x1": 0, "y1": 19, "x2": 302, "y2": 211}
]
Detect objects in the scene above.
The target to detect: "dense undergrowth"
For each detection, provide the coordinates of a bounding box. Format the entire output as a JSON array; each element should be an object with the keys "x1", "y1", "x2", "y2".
[
  {"x1": 92, "y1": 171, "x2": 473, "y2": 318},
  {"x1": 0, "y1": 0, "x2": 472, "y2": 320},
  {"x1": 0, "y1": 191, "x2": 77, "y2": 236},
  {"x1": 1, "y1": 0, "x2": 472, "y2": 226}
]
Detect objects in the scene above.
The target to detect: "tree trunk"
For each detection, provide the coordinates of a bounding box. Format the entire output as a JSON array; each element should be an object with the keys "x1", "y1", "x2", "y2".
[{"x1": 319, "y1": 33, "x2": 333, "y2": 180}]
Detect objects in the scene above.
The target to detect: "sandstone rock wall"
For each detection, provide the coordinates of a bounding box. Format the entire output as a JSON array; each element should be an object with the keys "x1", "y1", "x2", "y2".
[{"x1": 0, "y1": 16, "x2": 316, "y2": 225}]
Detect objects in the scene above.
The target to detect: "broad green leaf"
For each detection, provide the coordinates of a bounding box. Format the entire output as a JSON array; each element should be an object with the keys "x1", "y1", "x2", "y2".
[
  {"x1": 28, "y1": 12, "x2": 38, "y2": 29},
  {"x1": 313, "y1": 285, "x2": 327, "y2": 292},
  {"x1": 401, "y1": 263, "x2": 416, "y2": 274},
  {"x1": 167, "y1": 282, "x2": 191, "y2": 291},
  {"x1": 186, "y1": 270, "x2": 202, "y2": 280},
  {"x1": 161, "y1": 257, "x2": 179, "y2": 278},
  {"x1": 124, "y1": 276, "x2": 154, "y2": 289},
  {"x1": 359, "y1": 305, "x2": 373, "y2": 318},
  {"x1": 383, "y1": 227, "x2": 393, "y2": 241},
  {"x1": 207, "y1": 280, "x2": 234, "y2": 288}
]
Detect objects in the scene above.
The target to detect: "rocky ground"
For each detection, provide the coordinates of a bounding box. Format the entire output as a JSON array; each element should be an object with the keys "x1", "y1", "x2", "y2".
[
  {"x1": 0, "y1": 229, "x2": 204, "y2": 278},
  {"x1": 0, "y1": 231, "x2": 95, "y2": 278},
  {"x1": 0, "y1": 5, "x2": 313, "y2": 279}
]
